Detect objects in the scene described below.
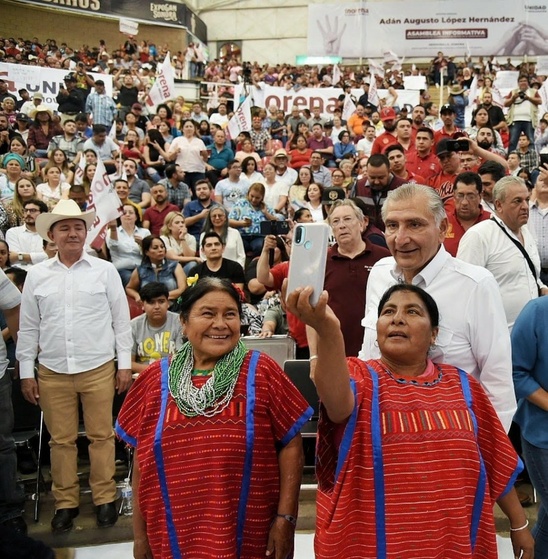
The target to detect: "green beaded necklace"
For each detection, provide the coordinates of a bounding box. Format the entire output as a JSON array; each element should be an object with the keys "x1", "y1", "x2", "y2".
[{"x1": 168, "y1": 340, "x2": 247, "y2": 417}]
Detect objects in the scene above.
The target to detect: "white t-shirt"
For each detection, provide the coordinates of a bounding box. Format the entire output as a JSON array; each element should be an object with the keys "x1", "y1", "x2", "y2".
[{"x1": 169, "y1": 136, "x2": 206, "y2": 173}]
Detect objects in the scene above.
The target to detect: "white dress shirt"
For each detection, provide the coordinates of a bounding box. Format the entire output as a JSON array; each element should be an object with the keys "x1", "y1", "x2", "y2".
[
  {"x1": 0, "y1": 269, "x2": 21, "y2": 380},
  {"x1": 5, "y1": 225, "x2": 48, "y2": 269},
  {"x1": 358, "y1": 246, "x2": 516, "y2": 432},
  {"x1": 17, "y1": 251, "x2": 132, "y2": 378},
  {"x1": 457, "y1": 216, "x2": 543, "y2": 332}
]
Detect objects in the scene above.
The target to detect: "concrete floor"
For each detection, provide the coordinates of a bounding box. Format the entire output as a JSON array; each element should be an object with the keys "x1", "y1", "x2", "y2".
[{"x1": 18, "y1": 454, "x2": 539, "y2": 553}]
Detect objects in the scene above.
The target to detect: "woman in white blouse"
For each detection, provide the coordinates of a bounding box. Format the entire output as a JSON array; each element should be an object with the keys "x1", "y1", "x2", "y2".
[
  {"x1": 107, "y1": 203, "x2": 151, "y2": 286},
  {"x1": 167, "y1": 119, "x2": 208, "y2": 196},
  {"x1": 160, "y1": 211, "x2": 201, "y2": 274},
  {"x1": 199, "y1": 205, "x2": 246, "y2": 268},
  {"x1": 303, "y1": 183, "x2": 327, "y2": 222}
]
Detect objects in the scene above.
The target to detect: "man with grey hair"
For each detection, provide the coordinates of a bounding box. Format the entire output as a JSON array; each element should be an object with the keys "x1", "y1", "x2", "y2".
[
  {"x1": 309, "y1": 199, "x2": 389, "y2": 359},
  {"x1": 358, "y1": 183, "x2": 516, "y2": 431},
  {"x1": 458, "y1": 176, "x2": 547, "y2": 332}
]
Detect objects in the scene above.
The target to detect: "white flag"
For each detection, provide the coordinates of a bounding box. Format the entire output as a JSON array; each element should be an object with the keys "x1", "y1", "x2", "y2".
[
  {"x1": 368, "y1": 74, "x2": 380, "y2": 107},
  {"x1": 86, "y1": 159, "x2": 123, "y2": 249},
  {"x1": 368, "y1": 59, "x2": 385, "y2": 78},
  {"x1": 227, "y1": 96, "x2": 252, "y2": 140},
  {"x1": 146, "y1": 52, "x2": 176, "y2": 109},
  {"x1": 332, "y1": 63, "x2": 342, "y2": 87},
  {"x1": 108, "y1": 120, "x2": 117, "y2": 140},
  {"x1": 342, "y1": 95, "x2": 357, "y2": 121},
  {"x1": 73, "y1": 152, "x2": 87, "y2": 186},
  {"x1": 468, "y1": 74, "x2": 479, "y2": 105},
  {"x1": 383, "y1": 50, "x2": 400, "y2": 63}
]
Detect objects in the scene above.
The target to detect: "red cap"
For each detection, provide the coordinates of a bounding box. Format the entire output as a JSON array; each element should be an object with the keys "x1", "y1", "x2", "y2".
[{"x1": 380, "y1": 107, "x2": 397, "y2": 121}]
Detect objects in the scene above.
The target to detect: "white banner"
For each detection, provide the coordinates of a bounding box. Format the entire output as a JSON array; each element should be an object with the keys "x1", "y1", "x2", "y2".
[
  {"x1": 86, "y1": 159, "x2": 123, "y2": 250},
  {"x1": 234, "y1": 85, "x2": 420, "y2": 117},
  {"x1": 0, "y1": 63, "x2": 113, "y2": 111},
  {"x1": 227, "y1": 95, "x2": 252, "y2": 140},
  {"x1": 145, "y1": 52, "x2": 176, "y2": 109},
  {"x1": 308, "y1": 2, "x2": 548, "y2": 58},
  {"x1": 119, "y1": 18, "x2": 139, "y2": 35}
]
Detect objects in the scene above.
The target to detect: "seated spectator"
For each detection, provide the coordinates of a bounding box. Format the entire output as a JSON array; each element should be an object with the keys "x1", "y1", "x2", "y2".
[
  {"x1": 121, "y1": 129, "x2": 144, "y2": 165},
  {"x1": 82, "y1": 163, "x2": 96, "y2": 195},
  {"x1": 0, "y1": 153, "x2": 25, "y2": 200},
  {"x1": 288, "y1": 165, "x2": 313, "y2": 213},
  {"x1": 42, "y1": 149, "x2": 74, "y2": 184},
  {"x1": 294, "y1": 207, "x2": 314, "y2": 223},
  {"x1": 214, "y1": 159, "x2": 250, "y2": 212},
  {"x1": 261, "y1": 163, "x2": 288, "y2": 215},
  {"x1": 199, "y1": 205, "x2": 245, "y2": 268},
  {"x1": 83, "y1": 124, "x2": 120, "y2": 173},
  {"x1": 198, "y1": 120, "x2": 213, "y2": 146},
  {"x1": 126, "y1": 235, "x2": 187, "y2": 306},
  {"x1": 309, "y1": 151, "x2": 332, "y2": 187},
  {"x1": 187, "y1": 232, "x2": 245, "y2": 289},
  {"x1": 334, "y1": 130, "x2": 357, "y2": 164},
  {"x1": 142, "y1": 129, "x2": 170, "y2": 183},
  {"x1": 235, "y1": 138, "x2": 261, "y2": 167},
  {"x1": 258, "y1": 298, "x2": 289, "y2": 338},
  {"x1": 304, "y1": 183, "x2": 327, "y2": 222},
  {"x1": 242, "y1": 156, "x2": 263, "y2": 184},
  {"x1": 27, "y1": 104, "x2": 62, "y2": 158},
  {"x1": 160, "y1": 211, "x2": 201, "y2": 273},
  {"x1": 106, "y1": 203, "x2": 150, "y2": 286},
  {"x1": 228, "y1": 183, "x2": 279, "y2": 257},
  {"x1": 142, "y1": 184, "x2": 179, "y2": 236},
  {"x1": 1, "y1": 136, "x2": 37, "y2": 180},
  {"x1": 36, "y1": 165, "x2": 70, "y2": 209},
  {"x1": 307, "y1": 123, "x2": 334, "y2": 167},
  {"x1": 288, "y1": 135, "x2": 313, "y2": 170},
  {"x1": 158, "y1": 164, "x2": 191, "y2": 209},
  {"x1": 205, "y1": 129, "x2": 234, "y2": 186},
  {"x1": 7, "y1": 177, "x2": 37, "y2": 225},
  {"x1": 330, "y1": 116, "x2": 347, "y2": 144},
  {"x1": 130, "y1": 282, "x2": 183, "y2": 375}
]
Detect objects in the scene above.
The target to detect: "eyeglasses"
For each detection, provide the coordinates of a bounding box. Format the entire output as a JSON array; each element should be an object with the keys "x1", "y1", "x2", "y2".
[
  {"x1": 23, "y1": 208, "x2": 40, "y2": 214},
  {"x1": 455, "y1": 193, "x2": 479, "y2": 201}
]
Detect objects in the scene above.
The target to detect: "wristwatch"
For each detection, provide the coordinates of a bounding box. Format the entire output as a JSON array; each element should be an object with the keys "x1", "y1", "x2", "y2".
[{"x1": 17, "y1": 253, "x2": 23, "y2": 262}]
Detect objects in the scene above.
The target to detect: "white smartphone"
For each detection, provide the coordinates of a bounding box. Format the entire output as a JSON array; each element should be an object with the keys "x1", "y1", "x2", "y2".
[{"x1": 287, "y1": 223, "x2": 330, "y2": 307}]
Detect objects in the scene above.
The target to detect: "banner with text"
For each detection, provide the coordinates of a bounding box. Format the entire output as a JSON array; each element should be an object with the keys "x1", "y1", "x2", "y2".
[
  {"x1": 234, "y1": 85, "x2": 420, "y2": 116},
  {"x1": 0, "y1": 63, "x2": 113, "y2": 111},
  {"x1": 308, "y1": 1, "x2": 548, "y2": 58}
]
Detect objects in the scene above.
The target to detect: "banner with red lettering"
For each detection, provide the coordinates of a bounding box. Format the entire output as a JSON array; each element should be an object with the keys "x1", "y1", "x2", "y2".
[
  {"x1": 227, "y1": 95, "x2": 252, "y2": 140},
  {"x1": 86, "y1": 159, "x2": 123, "y2": 249},
  {"x1": 146, "y1": 52, "x2": 176, "y2": 109}
]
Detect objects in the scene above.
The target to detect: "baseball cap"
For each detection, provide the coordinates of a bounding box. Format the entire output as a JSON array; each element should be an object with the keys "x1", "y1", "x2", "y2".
[
  {"x1": 32, "y1": 92, "x2": 43, "y2": 100},
  {"x1": 380, "y1": 107, "x2": 396, "y2": 121},
  {"x1": 440, "y1": 103, "x2": 455, "y2": 114},
  {"x1": 436, "y1": 138, "x2": 453, "y2": 156},
  {"x1": 321, "y1": 187, "x2": 346, "y2": 205}
]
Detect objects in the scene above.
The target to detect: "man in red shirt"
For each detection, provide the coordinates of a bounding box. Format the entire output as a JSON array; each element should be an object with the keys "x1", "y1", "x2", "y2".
[
  {"x1": 426, "y1": 138, "x2": 463, "y2": 211},
  {"x1": 371, "y1": 107, "x2": 398, "y2": 155},
  {"x1": 443, "y1": 172, "x2": 490, "y2": 256},
  {"x1": 142, "y1": 184, "x2": 179, "y2": 235},
  {"x1": 385, "y1": 144, "x2": 426, "y2": 184},
  {"x1": 406, "y1": 127, "x2": 441, "y2": 180},
  {"x1": 411, "y1": 105, "x2": 426, "y2": 139},
  {"x1": 433, "y1": 104, "x2": 464, "y2": 145},
  {"x1": 394, "y1": 117, "x2": 415, "y2": 155}
]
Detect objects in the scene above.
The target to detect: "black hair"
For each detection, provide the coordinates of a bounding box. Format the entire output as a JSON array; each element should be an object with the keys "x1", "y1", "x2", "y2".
[
  {"x1": 477, "y1": 160, "x2": 506, "y2": 182},
  {"x1": 385, "y1": 144, "x2": 405, "y2": 157},
  {"x1": 139, "y1": 281, "x2": 169, "y2": 302},
  {"x1": 201, "y1": 231, "x2": 224, "y2": 249},
  {"x1": 416, "y1": 126, "x2": 434, "y2": 140},
  {"x1": 92, "y1": 124, "x2": 107, "y2": 135},
  {"x1": 241, "y1": 156, "x2": 257, "y2": 173},
  {"x1": 194, "y1": 178, "x2": 212, "y2": 190},
  {"x1": 23, "y1": 198, "x2": 48, "y2": 213},
  {"x1": 0, "y1": 240, "x2": 11, "y2": 267},
  {"x1": 367, "y1": 153, "x2": 390, "y2": 169},
  {"x1": 156, "y1": 103, "x2": 172, "y2": 119},
  {"x1": 378, "y1": 284, "x2": 439, "y2": 328},
  {"x1": 75, "y1": 113, "x2": 88, "y2": 124},
  {"x1": 141, "y1": 235, "x2": 165, "y2": 264},
  {"x1": 454, "y1": 172, "x2": 482, "y2": 194},
  {"x1": 178, "y1": 277, "x2": 242, "y2": 321},
  {"x1": 4, "y1": 266, "x2": 27, "y2": 289},
  {"x1": 165, "y1": 164, "x2": 178, "y2": 179},
  {"x1": 294, "y1": 207, "x2": 311, "y2": 222}
]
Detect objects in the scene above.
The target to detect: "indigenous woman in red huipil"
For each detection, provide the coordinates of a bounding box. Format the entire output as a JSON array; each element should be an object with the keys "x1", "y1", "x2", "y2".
[
  {"x1": 116, "y1": 278, "x2": 312, "y2": 559},
  {"x1": 287, "y1": 283, "x2": 534, "y2": 559}
]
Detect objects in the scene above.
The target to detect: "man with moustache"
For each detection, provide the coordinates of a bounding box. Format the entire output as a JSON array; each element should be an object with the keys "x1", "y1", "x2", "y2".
[
  {"x1": 183, "y1": 179, "x2": 218, "y2": 243},
  {"x1": 481, "y1": 92, "x2": 506, "y2": 131},
  {"x1": 458, "y1": 176, "x2": 547, "y2": 332},
  {"x1": 411, "y1": 104, "x2": 426, "y2": 138},
  {"x1": 406, "y1": 127, "x2": 441, "y2": 180}
]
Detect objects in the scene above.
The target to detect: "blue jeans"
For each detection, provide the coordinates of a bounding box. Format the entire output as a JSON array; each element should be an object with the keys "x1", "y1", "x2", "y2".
[
  {"x1": 0, "y1": 371, "x2": 25, "y2": 523},
  {"x1": 521, "y1": 437, "x2": 548, "y2": 558},
  {"x1": 242, "y1": 235, "x2": 264, "y2": 257},
  {"x1": 509, "y1": 121, "x2": 535, "y2": 153}
]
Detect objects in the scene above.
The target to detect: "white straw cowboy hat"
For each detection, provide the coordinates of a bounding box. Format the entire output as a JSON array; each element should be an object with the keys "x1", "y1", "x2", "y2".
[
  {"x1": 36, "y1": 199, "x2": 96, "y2": 241},
  {"x1": 29, "y1": 104, "x2": 54, "y2": 119}
]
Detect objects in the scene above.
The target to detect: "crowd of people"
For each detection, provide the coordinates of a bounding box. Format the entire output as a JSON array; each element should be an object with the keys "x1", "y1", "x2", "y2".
[{"x1": 1, "y1": 30, "x2": 548, "y2": 559}]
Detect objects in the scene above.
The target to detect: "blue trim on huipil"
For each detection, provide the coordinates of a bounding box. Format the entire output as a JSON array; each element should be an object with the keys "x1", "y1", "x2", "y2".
[
  {"x1": 114, "y1": 422, "x2": 137, "y2": 448},
  {"x1": 235, "y1": 350, "x2": 260, "y2": 559},
  {"x1": 154, "y1": 358, "x2": 183, "y2": 559},
  {"x1": 335, "y1": 379, "x2": 359, "y2": 482},
  {"x1": 280, "y1": 406, "x2": 314, "y2": 447},
  {"x1": 367, "y1": 365, "x2": 387, "y2": 559},
  {"x1": 500, "y1": 457, "x2": 524, "y2": 498},
  {"x1": 458, "y1": 368, "x2": 487, "y2": 553}
]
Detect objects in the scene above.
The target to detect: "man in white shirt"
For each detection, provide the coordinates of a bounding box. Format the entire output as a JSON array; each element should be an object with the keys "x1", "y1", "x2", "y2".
[
  {"x1": 358, "y1": 183, "x2": 516, "y2": 432},
  {"x1": 209, "y1": 103, "x2": 229, "y2": 129},
  {"x1": 17, "y1": 200, "x2": 133, "y2": 533},
  {"x1": 6, "y1": 199, "x2": 49, "y2": 269},
  {"x1": 356, "y1": 124, "x2": 376, "y2": 157},
  {"x1": 82, "y1": 124, "x2": 120, "y2": 173},
  {"x1": 214, "y1": 160, "x2": 250, "y2": 212},
  {"x1": 458, "y1": 176, "x2": 546, "y2": 332}
]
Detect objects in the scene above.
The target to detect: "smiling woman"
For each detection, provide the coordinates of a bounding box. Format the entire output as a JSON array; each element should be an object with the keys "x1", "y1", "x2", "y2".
[
  {"x1": 285, "y1": 282, "x2": 534, "y2": 559},
  {"x1": 116, "y1": 277, "x2": 312, "y2": 559}
]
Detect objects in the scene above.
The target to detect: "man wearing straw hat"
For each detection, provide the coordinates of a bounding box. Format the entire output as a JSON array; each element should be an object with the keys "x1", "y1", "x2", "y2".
[{"x1": 17, "y1": 199, "x2": 133, "y2": 533}]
